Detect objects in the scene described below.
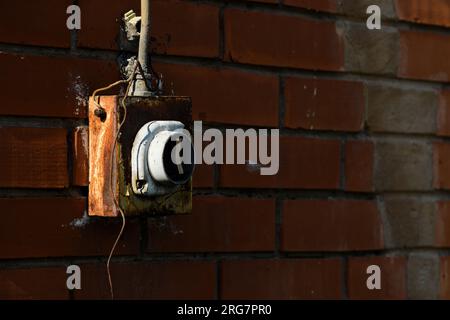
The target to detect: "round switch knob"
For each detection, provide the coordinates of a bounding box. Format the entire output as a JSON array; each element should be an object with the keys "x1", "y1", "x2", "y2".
[{"x1": 147, "y1": 130, "x2": 195, "y2": 185}]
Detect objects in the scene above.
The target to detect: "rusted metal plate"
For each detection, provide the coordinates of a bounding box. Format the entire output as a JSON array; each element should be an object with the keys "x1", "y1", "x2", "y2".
[{"x1": 88, "y1": 95, "x2": 192, "y2": 217}]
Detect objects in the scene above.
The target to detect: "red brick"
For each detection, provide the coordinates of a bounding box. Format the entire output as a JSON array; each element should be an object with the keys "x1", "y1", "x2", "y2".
[
  {"x1": 0, "y1": 128, "x2": 68, "y2": 188},
  {"x1": 225, "y1": 9, "x2": 344, "y2": 71},
  {"x1": 247, "y1": 0, "x2": 278, "y2": 3},
  {"x1": 192, "y1": 141, "x2": 216, "y2": 188},
  {"x1": 221, "y1": 259, "x2": 343, "y2": 299},
  {"x1": 396, "y1": 0, "x2": 450, "y2": 28},
  {"x1": 441, "y1": 256, "x2": 450, "y2": 299},
  {"x1": 285, "y1": 77, "x2": 364, "y2": 132},
  {"x1": 0, "y1": 267, "x2": 69, "y2": 300},
  {"x1": 72, "y1": 126, "x2": 89, "y2": 187},
  {"x1": 436, "y1": 202, "x2": 450, "y2": 248},
  {"x1": 74, "y1": 261, "x2": 216, "y2": 299},
  {"x1": 155, "y1": 62, "x2": 279, "y2": 127},
  {"x1": 0, "y1": 0, "x2": 71, "y2": 48},
  {"x1": 283, "y1": 0, "x2": 338, "y2": 12},
  {"x1": 434, "y1": 142, "x2": 450, "y2": 190},
  {"x1": 77, "y1": 0, "x2": 138, "y2": 50},
  {"x1": 0, "y1": 53, "x2": 119, "y2": 118},
  {"x1": 220, "y1": 136, "x2": 341, "y2": 190},
  {"x1": 399, "y1": 30, "x2": 450, "y2": 82},
  {"x1": 345, "y1": 140, "x2": 374, "y2": 192},
  {"x1": 77, "y1": 0, "x2": 136, "y2": 50},
  {"x1": 0, "y1": 198, "x2": 139, "y2": 259},
  {"x1": 147, "y1": 196, "x2": 275, "y2": 253},
  {"x1": 151, "y1": 0, "x2": 219, "y2": 57},
  {"x1": 438, "y1": 89, "x2": 450, "y2": 137},
  {"x1": 281, "y1": 200, "x2": 384, "y2": 252},
  {"x1": 78, "y1": 0, "x2": 219, "y2": 57},
  {"x1": 348, "y1": 257, "x2": 407, "y2": 300},
  {"x1": 192, "y1": 164, "x2": 215, "y2": 188}
]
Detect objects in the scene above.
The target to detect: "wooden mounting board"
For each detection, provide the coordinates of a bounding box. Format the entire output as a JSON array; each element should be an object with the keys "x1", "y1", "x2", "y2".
[{"x1": 88, "y1": 96, "x2": 119, "y2": 217}]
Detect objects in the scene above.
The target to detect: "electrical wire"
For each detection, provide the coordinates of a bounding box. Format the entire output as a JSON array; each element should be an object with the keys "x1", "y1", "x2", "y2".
[
  {"x1": 91, "y1": 61, "x2": 139, "y2": 300},
  {"x1": 91, "y1": 80, "x2": 129, "y2": 110},
  {"x1": 106, "y1": 63, "x2": 139, "y2": 300}
]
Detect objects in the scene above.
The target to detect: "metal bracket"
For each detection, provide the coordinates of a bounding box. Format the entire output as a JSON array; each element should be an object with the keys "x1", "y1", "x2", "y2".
[{"x1": 124, "y1": 10, "x2": 141, "y2": 41}]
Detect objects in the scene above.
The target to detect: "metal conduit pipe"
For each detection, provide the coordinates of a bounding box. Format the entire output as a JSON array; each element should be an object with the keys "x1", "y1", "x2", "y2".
[
  {"x1": 138, "y1": 0, "x2": 151, "y2": 75},
  {"x1": 132, "y1": 0, "x2": 152, "y2": 96}
]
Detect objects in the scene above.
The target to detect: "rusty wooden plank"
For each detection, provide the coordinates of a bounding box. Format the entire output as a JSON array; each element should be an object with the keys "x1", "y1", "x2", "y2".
[{"x1": 88, "y1": 96, "x2": 119, "y2": 217}]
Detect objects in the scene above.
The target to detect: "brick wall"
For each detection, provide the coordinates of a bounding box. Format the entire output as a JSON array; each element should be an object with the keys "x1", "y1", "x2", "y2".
[{"x1": 1, "y1": 0, "x2": 450, "y2": 300}]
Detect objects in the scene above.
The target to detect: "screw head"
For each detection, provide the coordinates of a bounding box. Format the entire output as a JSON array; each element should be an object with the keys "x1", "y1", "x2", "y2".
[{"x1": 94, "y1": 108, "x2": 107, "y2": 122}]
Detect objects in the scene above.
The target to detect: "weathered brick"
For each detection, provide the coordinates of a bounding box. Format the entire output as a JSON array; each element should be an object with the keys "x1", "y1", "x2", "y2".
[
  {"x1": 408, "y1": 252, "x2": 440, "y2": 300},
  {"x1": 225, "y1": 8, "x2": 344, "y2": 71},
  {"x1": 282, "y1": 200, "x2": 384, "y2": 252},
  {"x1": 441, "y1": 256, "x2": 450, "y2": 299},
  {"x1": 399, "y1": 30, "x2": 450, "y2": 82},
  {"x1": 192, "y1": 164, "x2": 215, "y2": 188},
  {"x1": 155, "y1": 62, "x2": 278, "y2": 127},
  {"x1": 77, "y1": 0, "x2": 137, "y2": 50},
  {"x1": 74, "y1": 261, "x2": 216, "y2": 299},
  {"x1": 345, "y1": 140, "x2": 374, "y2": 192},
  {"x1": 0, "y1": 128, "x2": 68, "y2": 188},
  {"x1": 283, "y1": 0, "x2": 338, "y2": 12},
  {"x1": 0, "y1": 198, "x2": 139, "y2": 259},
  {"x1": 78, "y1": 0, "x2": 219, "y2": 57},
  {"x1": 284, "y1": 77, "x2": 364, "y2": 132},
  {"x1": 436, "y1": 202, "x2": 450, "y2": 248},
  {"x1": 367, "y1": 85, "x2": 438, "y2": 134},
  {"x1": 381, "y1": 199, "x2": 436, "y2": 248},
  {"x1": 375, "y1": 140, "x2": 433, "y2": 191},
  {"x1": 396, "y1": 0, "x2": 450, "y2": 28},
  {"x1": 284, "y1": 0, "x2": 396, "y2": 18},
  {"x1": 150, "y1": 0, "x2": 219, "y2": 57},
  {"x1": 0, "y1": 53, "x2": 119, "y2": 118},
  {"x1": 221, "y1": 259, "x2": 343, "y2": 299},
  {"x1": 72, "y1": 126, "x2": 89, "y2": 187},
  {"x1": 438, "y1": 89, "x2": 450, "y2": 137},
  {"x1": 348, "y1": 256, "x2": 407, "y2": 300},
  {"x1": 0, "y1": 267, "x2": 69, "y2": 300},
  {"x1": 3, "y1": 0, "x2": 450, "y2": 303},
  {"x1": 340, "y1": 0, "x2": 396, "y2": 18},
  {"x1": 247, "y1": 0, "x2": 278, "y2": 3},
  {"x1": 219, "y1": 136, "x2": 341, "y2": 190},
  {"x1": 0, "y1": 0, "x2": 71, "y2": 48},
  {"x1": 147, "y1": 196, "x2": 275, "y2": 253},
  {"x1": 341, "y1": 23, "x2": 399, "y2": 75},
  {"x1": 434, "y1": 142, "x2": 450, "y2": 190}
]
